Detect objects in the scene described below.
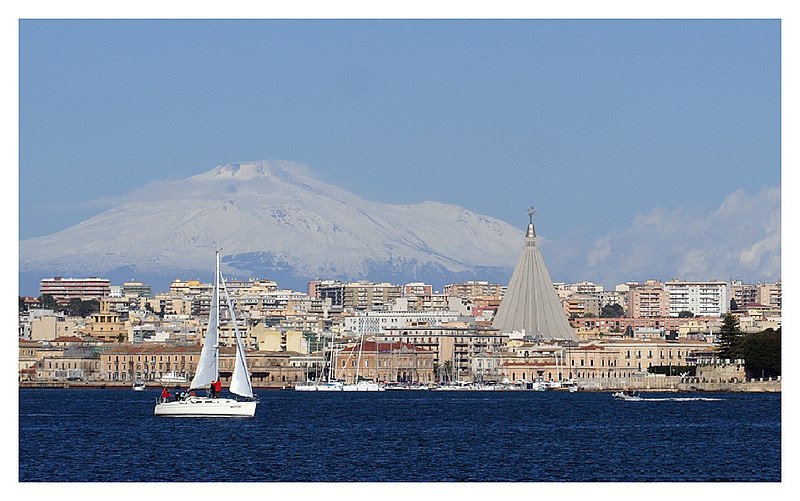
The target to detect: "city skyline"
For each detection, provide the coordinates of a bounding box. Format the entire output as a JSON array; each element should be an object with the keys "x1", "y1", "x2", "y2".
[{"x1": 16, "y1": 17, "x2": 783, "y2": 293}]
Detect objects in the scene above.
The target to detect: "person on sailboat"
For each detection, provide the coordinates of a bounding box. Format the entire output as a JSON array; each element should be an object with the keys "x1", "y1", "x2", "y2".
[
  {"x1": 161, "y1": 387, "x2": 170, "y2": 402},
  {"x1": 210, "y1": 379, "x2": 222, "y2": 398}
]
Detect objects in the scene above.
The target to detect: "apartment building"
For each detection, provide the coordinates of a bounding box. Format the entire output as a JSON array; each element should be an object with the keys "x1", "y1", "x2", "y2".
[
  {"x1": 563, "y1": 295, "x2": 600, "y2": 319},
  {"x1": 343, "y1": 310, "x2": 465, "y2": 337},
  {"x1": 29, "y1": 314, "x2": 81, "y2": 341},
  {"x1": 315, "y1": 281, "x2": 402, "y2": 311},
  {"x1": 381, "y1": 324, "x2": 507, "y2": 381},
  {"x1": 121, "y1": 281, "x2": 152, "y2": 298},
  {"x1": 627, "y1": 280, "x2": 669, "y2": 318},
  {"x1": 444, "y1": 281, "x2": 505, "y2": 299},
  {"x1": 757, "y1": 282, "x2": 781, "y2": 312},
  {"x1": 665, "y1": 280, "x2": 729, "y2": 317},
  {"x1": 40, "y1": 277, "x2": 111, "y2": 303},
  {"x1": 403, "y1": 282, "x2": 433, "y2": 297},
  {"x1": 729, "y1": 281, "x2": 758, "y2": 308}
]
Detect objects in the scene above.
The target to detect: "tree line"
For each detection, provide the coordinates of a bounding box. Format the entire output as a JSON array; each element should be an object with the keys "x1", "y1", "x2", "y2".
[
  {"x1": 20, "y1": 294, "x2": 100, "y2": 318},
  {"x1": 717, "y1": 312, "x2": 780, "y2": 379}
]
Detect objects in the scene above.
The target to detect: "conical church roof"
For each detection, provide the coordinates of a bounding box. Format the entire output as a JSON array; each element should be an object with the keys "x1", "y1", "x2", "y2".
[{"x1": 492, "y1": 209, "x2": 578, "y2": 342}]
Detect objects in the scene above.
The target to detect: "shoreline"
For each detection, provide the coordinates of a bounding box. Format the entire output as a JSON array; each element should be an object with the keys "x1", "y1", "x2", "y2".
[{"x1": 18, "y1": 380, "x2": 781, "y2": 392}]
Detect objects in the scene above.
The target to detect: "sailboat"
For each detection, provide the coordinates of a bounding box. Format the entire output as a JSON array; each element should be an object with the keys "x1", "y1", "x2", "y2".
[
  {"x1": 154, "y1": 251, "x2": 258, "y2": 417},
  {"x1": 338, "y1": 334, "x2": 384, "y2": 391},
  {"x1": 295, "y1": 331, "x2": 344, "y2": 391}
]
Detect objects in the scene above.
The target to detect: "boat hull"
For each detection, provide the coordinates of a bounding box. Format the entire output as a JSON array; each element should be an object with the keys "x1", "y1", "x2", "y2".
[
  {"x1": 612, "y1": 392, "x2": 642, "y2": 401},
  {"x1": 154, "y1": 397, "x2": 257, "y2": 417},
  {"x1": 295, "y1": 383, "x2": 344, "y2": 391},
  {"x1": 341, "y1": 382, "x2": 385, "y2": 391}
]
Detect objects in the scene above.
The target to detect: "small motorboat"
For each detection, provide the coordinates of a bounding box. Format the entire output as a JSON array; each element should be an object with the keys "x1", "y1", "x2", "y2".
[
  {"x1": 132, "y1": 380, "x2": 146, "y2": 391},
  {"x1": 612, "y1": 390, "x2": 642, "y2": 401}
]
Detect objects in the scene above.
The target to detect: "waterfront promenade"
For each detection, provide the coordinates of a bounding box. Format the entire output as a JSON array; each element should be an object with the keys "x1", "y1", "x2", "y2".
[{"x1": 18, "y1": 376, "x2": 781, "y2": 392}]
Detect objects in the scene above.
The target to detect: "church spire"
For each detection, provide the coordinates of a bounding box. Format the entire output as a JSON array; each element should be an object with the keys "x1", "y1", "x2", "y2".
[
  {"x1": 492, "y1": 207, "x2": 577, "y2": 342},
  {"x1": 526, "y1": 206, "x2": 536, "y2": 238}
]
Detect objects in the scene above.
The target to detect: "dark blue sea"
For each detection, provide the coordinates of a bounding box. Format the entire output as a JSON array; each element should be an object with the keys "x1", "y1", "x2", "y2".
[{"x1": 18, "y1": 388, "x2": 780, "y2": 482}]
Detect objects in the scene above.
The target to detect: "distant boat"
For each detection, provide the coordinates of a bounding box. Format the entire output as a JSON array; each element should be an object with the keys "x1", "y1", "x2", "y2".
[
  {"x1": 295, "y1": 381, "x2": 344, "y2": 392},
  {"x1": 342, "y1": 380, "x2": 385, "y2": 392},
  {"x1": 158, "y1": 371, "x2": 188, "y2": 384},
  {"x1": 132, "y1": 380, "x2": 146, "y2": 391},
  {"x1": 295, "y1": 331, "x2": 344, "y2": 391},
  {"x1": 612, "y1": 390, "x2": 642, "y2": 401},
  {"x1": 154, "y1": 251, "x2": 258, "y2": 418}
]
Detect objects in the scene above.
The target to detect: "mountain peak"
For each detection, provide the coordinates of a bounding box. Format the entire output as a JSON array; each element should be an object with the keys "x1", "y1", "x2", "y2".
[
  {"x1": 20, "y1": 160, "x2": 522, "y2": 292},
  {"x1": 189, "y1": 160, "x2": 310, "y2": 183}
]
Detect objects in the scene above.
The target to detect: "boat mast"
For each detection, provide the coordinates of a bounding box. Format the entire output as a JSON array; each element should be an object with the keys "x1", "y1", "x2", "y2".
[
  {"x1": 355, "y1": 331, "x2": 364, "y2": 383},
  {"x1": 212, "y1": 250, "x2": 221, "y2": 382}
]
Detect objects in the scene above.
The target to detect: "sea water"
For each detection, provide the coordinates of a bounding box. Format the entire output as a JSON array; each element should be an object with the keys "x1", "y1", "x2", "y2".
[{"x1": 18, "y1": 388, "x2": 780, "y2": 482}]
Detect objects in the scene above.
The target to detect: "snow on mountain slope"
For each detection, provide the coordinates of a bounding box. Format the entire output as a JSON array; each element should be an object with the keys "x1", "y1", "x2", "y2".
[{"x1": 20, "y1": 161, "x2": 523, "y2": 289}]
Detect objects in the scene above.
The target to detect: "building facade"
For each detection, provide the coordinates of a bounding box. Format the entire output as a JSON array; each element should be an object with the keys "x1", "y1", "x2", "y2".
[
  {"x1": 334, "y1": 341, "x2": 436, "y2": 384},
  {"x1": 627, "y1": 280, "x2": 669, "y2": 318},
  {"x1": 665, "y1": 280, "x2": 729, "y2": 317},
  {"x1": 40, "y1": 277, "x2": 111, "y2": 303}
]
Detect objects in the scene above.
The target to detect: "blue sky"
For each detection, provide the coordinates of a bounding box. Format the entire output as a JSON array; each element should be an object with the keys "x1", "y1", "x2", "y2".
[{"x1": 17, "y1": 17, "x2": 783, "y2": 288}]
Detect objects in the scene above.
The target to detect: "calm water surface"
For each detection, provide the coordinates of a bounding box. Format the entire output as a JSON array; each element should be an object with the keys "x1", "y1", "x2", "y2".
[{"x1": 18, "y1": 388, "x2": 780, "y2": 482}]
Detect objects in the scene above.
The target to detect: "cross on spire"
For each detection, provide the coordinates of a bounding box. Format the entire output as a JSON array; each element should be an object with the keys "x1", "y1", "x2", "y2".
[{"x1": 525, "y1": 206, "x2": 536, "y2": 238}]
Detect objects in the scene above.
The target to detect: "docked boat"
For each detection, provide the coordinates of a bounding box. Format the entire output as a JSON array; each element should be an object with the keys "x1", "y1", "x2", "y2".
[
  {"x1": 132, "y1": 380, "x2": 146, "y2": 391},
  {"x1": 154, "y1": 251, "x2": 258, "y2": 418},
  {"x1": 612, "y1": 390, "x2": 642, "y2": 401},
  {"x1": 295, "y1": 381, "x2": 344, "y2": 392},
  {"x1": 384, "y1": 383, "x2": 430, "y2": 391},
  {"x1": 159, "y1": 371, "x2": 188, "y2": 384},
  {"x1": 342, "y1": 380, "x2": 385, "y2": 392}
]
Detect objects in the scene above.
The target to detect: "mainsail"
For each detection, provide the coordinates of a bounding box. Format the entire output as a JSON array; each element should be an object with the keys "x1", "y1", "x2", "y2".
[{"x1": 189, "y1": 252, "x2": 221, "y2": 390}]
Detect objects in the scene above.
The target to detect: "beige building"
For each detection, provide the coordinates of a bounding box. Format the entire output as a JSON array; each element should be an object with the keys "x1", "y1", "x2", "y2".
[
  {"x1": 563, "y1": 295, "x2": 600, "y2": 319},
  {"x1": 444, "y1": 281, "x2": 505, "y2": 299},
  {"x1": 251, "y1": 324, "x2": 308, "y2": 353},
  {"x1": 627, "y1": 280, "x2": 669, "y2": 318},
  {"x1": 30, "y1": 315, "x2": 81, "y2": 341},
  {"x1": 757, "y1": 282, "x2": 781, "y2": 312},
  {"x1": 497, "y1": 337, "x2": 713, "y2": 383},
  {"x1": 81, "y1": 307, "x2": 130, "y2": 343},
  {"x1": 100, "y1": 343, "x2": 304, "y2": 387},
  {"x1": 316, "y1": 281, "x2": 402, "y2": 310},
  {"x1": 381, "y1": 324, "x2": 507, "y2": 382},
  {"x1": 334, "y1": 340, "x2": 436, "y2": 384}
]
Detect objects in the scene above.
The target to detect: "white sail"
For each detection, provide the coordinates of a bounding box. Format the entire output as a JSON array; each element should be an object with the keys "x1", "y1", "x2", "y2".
[
  {"x1": 189, "y1": 252, "x2": 221, "y2": 390},
  {"x1": 221, "y1": 274, "x2": 254, "y2": 398}
]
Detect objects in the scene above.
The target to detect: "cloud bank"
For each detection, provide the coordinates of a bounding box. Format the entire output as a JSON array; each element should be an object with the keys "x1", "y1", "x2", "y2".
[{"x1": 549, "y1": 186, "x2": 780, "y2": 287}]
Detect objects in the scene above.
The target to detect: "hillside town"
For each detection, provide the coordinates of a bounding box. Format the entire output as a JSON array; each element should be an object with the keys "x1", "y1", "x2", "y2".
[{"x1": 18, "y1": 271, "x2": 781, "y2": 391}]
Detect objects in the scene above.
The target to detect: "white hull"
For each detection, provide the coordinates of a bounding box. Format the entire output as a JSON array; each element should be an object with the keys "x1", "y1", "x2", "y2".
[
  {"x1": 341, "y1": 382, "x2": 385, "y2": 392},
  {"x1": 295, "y1": 382, "x2": 344, "y2": 391},
  {"x1": 159, "y1": 372, "x2": 188, "y2": 384},
  {"x1": 154, "y1": 396, "x2": 257, "y2": 417},
  {"x1": 612, "y1": 391, "x2": 642, "y2": 401}
]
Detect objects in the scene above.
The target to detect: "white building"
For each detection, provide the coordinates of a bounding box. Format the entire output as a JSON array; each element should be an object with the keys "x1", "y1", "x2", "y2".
[
  {"x1": 344, "y1": 310, "x2": 468, "y2": 337},
  {"x1": 665, "y1": 280, "x2": 729, "y2": 317}
]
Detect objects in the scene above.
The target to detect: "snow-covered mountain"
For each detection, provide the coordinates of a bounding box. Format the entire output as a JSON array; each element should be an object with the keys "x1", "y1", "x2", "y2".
[{"x1": 20, "y1": 161, "x2": 524, "y2": 292}]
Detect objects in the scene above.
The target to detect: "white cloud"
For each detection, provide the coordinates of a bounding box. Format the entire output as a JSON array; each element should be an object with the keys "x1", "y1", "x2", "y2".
[{"x1": 550, "y1": 186, "x2": 781, "y2": 287}]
